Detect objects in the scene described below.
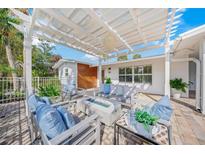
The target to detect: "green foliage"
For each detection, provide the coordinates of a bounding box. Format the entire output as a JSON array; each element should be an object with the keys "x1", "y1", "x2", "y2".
[
  {"x1": 0, "y1": 8, "x2": 24, "y2": 77},
  {"x1": 105, "y1": 77, "x2": 112, "y2": 84},
  {"x1": 32, "y1": 42, "x2": 60, "y2": 77},
  {"x1": 38, "y1": 85, "x2": 60, "y2": 97},
  {"x1": 117, "y1": 55, "x2": 128, "y2": 61},
  {"x1": 0, "y1": 64, "x2": 16, "y2": 74},
  {"x1": 0, "y1": 9, "x2": 61, "y2": 78},
  {"x1": 170, "y1": 78, "x2": 188, "y2": 93},
  {"x1": 135, "y1": 110, "x2": 159, "y2": 131},
  {"x1": 133, "y1": 54, "x2": 141, "y2": 59}
]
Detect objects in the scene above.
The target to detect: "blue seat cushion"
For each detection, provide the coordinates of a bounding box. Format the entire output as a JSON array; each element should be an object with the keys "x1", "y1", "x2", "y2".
[
  {"x1": 56, "y1": 106, "x2": 76, "y2": 129},
  {"x1": 36, "y1": 104, "x2": 67, "y2": 139},
  {"x1": 28, "y1": 94, "x2": 45, "y2": 113},
  {"x1": 150, "y1": 95, "x2": 173, "y2": 121}
]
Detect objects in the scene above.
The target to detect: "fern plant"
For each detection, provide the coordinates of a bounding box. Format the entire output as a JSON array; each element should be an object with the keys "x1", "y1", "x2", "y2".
[
  {"x1": 135, "y1": 110, "x2": 159, "y2": 132},
  {"x1": 38, "y1": 85, "x2": 60, "y2": 97},
  {"x1": 170, "y1": 78, "x2": 188, "y2": 93}
]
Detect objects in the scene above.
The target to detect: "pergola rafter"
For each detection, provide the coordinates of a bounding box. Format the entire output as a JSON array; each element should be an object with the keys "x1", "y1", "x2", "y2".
[
  {"x1": 39, "y1": 9, "x2": 106, "y2": 55},
  {"x1": 84, "y1": 8, "x2": 134, "y2": 52},
  {"x1": 129, "y1": 9, "x2": 147, "y2": 45}
]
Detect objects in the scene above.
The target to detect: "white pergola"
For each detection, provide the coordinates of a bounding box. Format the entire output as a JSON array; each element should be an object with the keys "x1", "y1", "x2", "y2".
[{"x1": 10, "y1": 8, "x2": 182, "y2": 115}]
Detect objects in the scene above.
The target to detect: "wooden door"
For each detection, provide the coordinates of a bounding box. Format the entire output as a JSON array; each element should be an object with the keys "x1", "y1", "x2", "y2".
[{"x1": 77, "y1": 63, "x2": 97, "y2": 89}]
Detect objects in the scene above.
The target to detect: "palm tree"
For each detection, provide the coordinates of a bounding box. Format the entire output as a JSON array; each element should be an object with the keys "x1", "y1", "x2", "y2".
[{"x1": 0, "y1": 8, "x2": 21, "y2": 90}]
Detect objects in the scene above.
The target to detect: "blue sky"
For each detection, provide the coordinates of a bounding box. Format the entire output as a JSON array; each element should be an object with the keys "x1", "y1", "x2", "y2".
[{"x1": 51, "y1": 8, "x2": 205, "y2": 64}]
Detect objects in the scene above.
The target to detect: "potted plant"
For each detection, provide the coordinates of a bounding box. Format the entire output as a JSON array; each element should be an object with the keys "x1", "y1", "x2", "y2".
[
  {"x1": 104, "y1": 77, "x2": 112, "y2": 94},
  {"x1": 170, "y1": 78, "x2": 188, "y2": 99},
  {"x1": 134, "y1": 110, "x2": 159, "y2": 138}
]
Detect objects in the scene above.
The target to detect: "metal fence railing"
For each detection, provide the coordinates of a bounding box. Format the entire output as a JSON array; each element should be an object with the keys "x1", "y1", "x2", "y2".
[
  {"x1": 32, "y1": 77, "x2": 61, "y2": 92},
  {"x1": 0, "y1": 77, "x2": 63, "y2": 104},
  {"x1": 0, "y1": 77, "x2": 25, "y2": 104}
]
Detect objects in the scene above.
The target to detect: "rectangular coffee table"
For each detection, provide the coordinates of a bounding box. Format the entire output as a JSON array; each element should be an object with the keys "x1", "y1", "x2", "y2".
[{"x1": 77, "y1": 96, "x2": 121, "y2": 126}]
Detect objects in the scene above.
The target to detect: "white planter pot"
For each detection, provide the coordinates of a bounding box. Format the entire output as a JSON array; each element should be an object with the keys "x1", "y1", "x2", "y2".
[
  {"x1": 171, "y1": 88, "x2": 181, "y2": 99},
  {"x1": 134, "y1": 121, "x2": 153, "y2": 139}
]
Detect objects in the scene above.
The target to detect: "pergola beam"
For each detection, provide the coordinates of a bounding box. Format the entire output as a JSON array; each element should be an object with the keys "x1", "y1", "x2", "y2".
[
  {"x1": 129, "y1": 9, "x2": 147, "y2": 45},
  {"x1": 34, "y1": 22, "x2": 104, "y2": 55},
  {"x1": 39, "y1": 9, "x2": 104, "y2": 54},
  {"x1": 33, "y1": 28, "x2": 99, "y2": 57},
  {"x1": 85, "y1": 8, "x2": 134, "y2": 52},
  {"x1": 108, "y1": 45, "x2": 162, "y2": 59}
]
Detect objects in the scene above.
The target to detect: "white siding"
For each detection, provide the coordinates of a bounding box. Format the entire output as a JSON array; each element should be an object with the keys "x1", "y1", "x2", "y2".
[
  {"x1": 58, "y1": 62, "x2": 77, "y2": 87},
  {"x1": 171, "y1": 61, "x2": 189, "y2": 97},
  {"x1": 103, "y1": 57, "x2": 189, "y2": 97}
]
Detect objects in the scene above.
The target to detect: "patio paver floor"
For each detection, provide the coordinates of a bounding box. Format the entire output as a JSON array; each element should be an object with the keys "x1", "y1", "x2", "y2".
[{"x1": 0, "y1": 93, "x2": 205, "y2": 145}]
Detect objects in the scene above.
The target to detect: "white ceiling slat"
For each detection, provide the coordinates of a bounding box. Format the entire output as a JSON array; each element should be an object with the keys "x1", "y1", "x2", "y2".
[
  {"x1": 33, "y1": 25, "x2": 99, "y2": 57},
  {"x1": 35, "y1": 23, "x2": 92, "y2": 50},
  {"x1": 129, "y1": 9, "x2": 147, "y2": 45},
  {"x1": 165, "y1": 8, "x2": 177, "y2": 45},
  {"x1": 84, "y1": 8, "x2": 134, "y2": 52},
  {"x1": 39, "y1": 9, "x2": 105, "y2": 54}
]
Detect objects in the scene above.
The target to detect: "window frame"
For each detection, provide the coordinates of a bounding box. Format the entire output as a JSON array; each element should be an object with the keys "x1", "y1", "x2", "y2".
[
  {"x1": 64, "y1": 68, "x2": 69, "y2": 77},
  {"x1": 119, "y1": 67, "x2": 133, "y2": 83},
  {"x1": 134, "y1": 65, "x2": 152, "y2": 84}
]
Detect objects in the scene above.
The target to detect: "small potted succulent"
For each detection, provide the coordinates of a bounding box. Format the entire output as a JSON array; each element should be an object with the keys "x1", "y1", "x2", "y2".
[
  {"x1": 134, "y1": 110, "x2": 159, "y2": 138},
  {"x1": 104, "y1": 77, "x2": 112, "y2": 94},
  {"x1": 170, "y1": 78, "x2": 188, "y2": 99}
]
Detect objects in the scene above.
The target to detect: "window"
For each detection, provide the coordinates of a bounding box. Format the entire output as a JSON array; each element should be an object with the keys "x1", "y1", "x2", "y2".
[
  {"x1": 134, "y1": 65, "x2": 152, "y2": 84},
  {"x1": 119, "y1": 65, "x2": 152, "y2": 84},
  {"x1": 119, "y1": 67, "x2": 132, "y2": 83},
  {"x1": 64, "y1": 68, "x2": 69, "y2": 77}
]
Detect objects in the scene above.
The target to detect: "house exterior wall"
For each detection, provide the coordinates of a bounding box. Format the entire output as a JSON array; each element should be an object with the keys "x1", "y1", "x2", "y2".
[
  {"x1": 171, "y1": 61, "x2": 189, "y2": 97},
  {"x1": 58, "y1": 62, "x2": 77, "y2": 87},
  {"x1": 102, "y1": 57, "x2": 189, "y2": 97}
]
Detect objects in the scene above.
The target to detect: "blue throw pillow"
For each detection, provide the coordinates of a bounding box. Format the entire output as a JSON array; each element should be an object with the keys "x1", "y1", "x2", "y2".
[
  {"x1": 56, "y1": 106, "x2": 76, "y2": 129},
  {"x1": 40, "y1": 97, "x2": 52, "y2": 105},
  {"x1": 36, "y1": 104, "x2": 67, "y2": 139},
  {"x1": 28, "y1": 94, "x2": 45, "y2": 113},
  {"x1": 150, "y1": 96, "x2": 173, "y2": 121}
]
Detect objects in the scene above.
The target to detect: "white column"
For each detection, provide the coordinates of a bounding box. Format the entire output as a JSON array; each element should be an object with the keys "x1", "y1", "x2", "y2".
[
  {"x1": 98, "y1": 58, "x2": 102, "y2": 88},
  {"x1": 194, "y1": 59, "x2": 201, "y2": 110},
  {"x1": 165, "y1": 43, "x2": 171, "y2": 97},
  {"x1": 199, "y1": 39, "x2": 205, "y2": 114},
  {"x1": 23, "y1": 35, "x2": 32, "y2": 116}
]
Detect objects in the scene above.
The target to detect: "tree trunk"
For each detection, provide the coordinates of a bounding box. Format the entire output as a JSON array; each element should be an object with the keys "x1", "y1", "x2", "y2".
[{"x1": 5, "y1": 44, "x2": 18, "y2": 90}]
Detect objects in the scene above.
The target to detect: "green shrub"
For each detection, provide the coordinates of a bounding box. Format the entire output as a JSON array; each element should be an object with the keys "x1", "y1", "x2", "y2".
[
  {"x1": 105, "y1": 77, "x2": 112, "y2": 84},
  {"x1": 38, "y1": 85, "x2": 60, "y2": 97},
  {"x1": 170, "y1": 78, "x2": 188, "y2": 93},
  {"x1": 135, "y1": 110, "x2": 159, "y2": 131}
]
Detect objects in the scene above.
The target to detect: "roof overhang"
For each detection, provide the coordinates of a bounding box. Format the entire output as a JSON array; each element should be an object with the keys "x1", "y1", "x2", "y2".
[
  {"x1": 173, "y1": 24, "x2": 205, "y2": 56},
  {"x1": 52, "y1": 59, "x2": 76, "y2": 69},
  {"x1": 53, "y1": 58, "x2": 96, "y2": 69},
  {"x1": 98, "y1": 54, "x2": 165, "y2": 66}
]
